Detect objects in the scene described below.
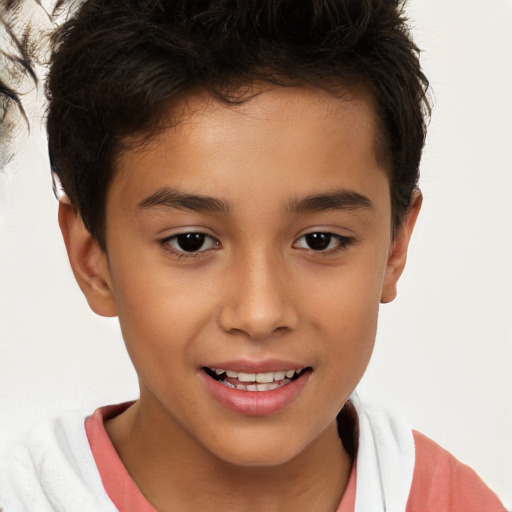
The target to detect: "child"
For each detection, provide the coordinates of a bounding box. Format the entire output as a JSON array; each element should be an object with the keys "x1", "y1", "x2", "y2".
[{"x1": 0, "y1": 1, "x2": 506, "y2": 510}]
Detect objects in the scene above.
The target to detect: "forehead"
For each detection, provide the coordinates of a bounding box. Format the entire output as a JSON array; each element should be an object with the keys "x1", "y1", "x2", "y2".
[
  {"x1": 179, "y1": 85, "x2": 377, "y2": 151},
  {"x1": 111, "y1": 85, "x2": 389, "y2": 218}
]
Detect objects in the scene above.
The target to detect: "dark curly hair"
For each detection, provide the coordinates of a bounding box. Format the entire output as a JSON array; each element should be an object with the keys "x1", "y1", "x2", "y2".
[{"x1": 46, "y1": 0, "x2": 430, "y2": 249}]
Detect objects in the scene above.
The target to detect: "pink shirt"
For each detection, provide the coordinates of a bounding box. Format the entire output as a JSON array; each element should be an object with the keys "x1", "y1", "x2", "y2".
[
  {"x1": 85, "y1": 403, "x2": 356, "y2": 511},
  {"x1": 85, "y1": 403, "x2": 503, "y2": 512}
]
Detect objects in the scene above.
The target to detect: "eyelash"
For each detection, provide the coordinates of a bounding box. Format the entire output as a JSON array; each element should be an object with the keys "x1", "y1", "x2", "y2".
[
  {"x1": 160, "y1": 232, "x2": 220, "y2": 259},
  {"x1": 292, "y1": 232, "x2": 355, "y2": 254},
  {"x1": 159, "y1": 231, "x2": 354, "y2": 259}
]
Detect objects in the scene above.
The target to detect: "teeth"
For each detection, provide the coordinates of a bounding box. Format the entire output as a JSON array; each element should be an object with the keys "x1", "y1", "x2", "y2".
[
  {"x1": 238, "y1": 372, "x2": 256, "y2": 382},
  {"x1": 212, "y1": 368, "x2": 303, "y2": 383},
  {"x1": 223, "y1": 381, "x2": 288, "y2": 392},
  {"x1": 274, "y1": 370, "x2": 286, "y2": 381},
  {"x1": 256, "y1": 372, "x2": 274, "y2": 383}
]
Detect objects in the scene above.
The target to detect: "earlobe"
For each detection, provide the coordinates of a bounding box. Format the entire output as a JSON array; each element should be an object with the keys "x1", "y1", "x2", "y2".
[
  {"x1": 58, "y1": 199, "x2": 117, "y2": 317},
  {"x1": 380, "y1": 190, "x2": 422, "y2": 304}
]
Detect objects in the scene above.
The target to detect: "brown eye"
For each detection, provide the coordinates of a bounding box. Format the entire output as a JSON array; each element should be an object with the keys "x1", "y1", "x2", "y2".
[
  {"x1": 293, "y1": 232, "x2": 353, "y2": 253},
  {"x1": 304, "y1": 233, "x2": 332, "y2": 251},
  {"x1": 164, "y1": 232, "x2": 219, "y2": 253},
  {"x1": 175, "y1": 233, "x2": 207, "y2": 252}
]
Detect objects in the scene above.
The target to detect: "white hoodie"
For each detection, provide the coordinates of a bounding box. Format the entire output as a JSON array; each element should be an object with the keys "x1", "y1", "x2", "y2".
[{"x1": 0, "y1": 396, "x2": 469, "y2": 512}]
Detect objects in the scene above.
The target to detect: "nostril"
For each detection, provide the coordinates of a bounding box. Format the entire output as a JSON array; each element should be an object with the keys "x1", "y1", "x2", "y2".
[{"x1": 217, "y1": 277, "x2": 298, "y2": 339}]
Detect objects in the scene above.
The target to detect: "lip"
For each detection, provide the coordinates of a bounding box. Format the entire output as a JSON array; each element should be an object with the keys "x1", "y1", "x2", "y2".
[
  {"x1": 201, "y1": 360, "x2": 311, "y2": 416},
  {"x1": 202, "y1": 359, "x2": 307, "y2": 373}
]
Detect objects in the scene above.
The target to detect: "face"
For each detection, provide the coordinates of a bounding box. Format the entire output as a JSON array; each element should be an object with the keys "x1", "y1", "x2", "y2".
[{"x1": 65, "y1": 86, "x2": 418, "y2": 467}]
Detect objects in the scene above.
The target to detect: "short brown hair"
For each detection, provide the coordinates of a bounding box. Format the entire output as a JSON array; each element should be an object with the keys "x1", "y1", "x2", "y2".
[{"x1": 47, "y1": 0, "x2": 431, "y2": 248}]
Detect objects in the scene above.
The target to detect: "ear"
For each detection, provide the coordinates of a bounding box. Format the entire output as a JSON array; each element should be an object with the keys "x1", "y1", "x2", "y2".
[
  {"x1": 380, "y1": 190, "x2": 422, "y2": 304},
  {"x1": 58, "y1": 198, "x2": 117, "y2": 317}
]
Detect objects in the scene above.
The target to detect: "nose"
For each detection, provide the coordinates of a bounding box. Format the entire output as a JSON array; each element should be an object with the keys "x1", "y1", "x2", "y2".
[{"x1": 218, "y1": 250, "x2": 298, "y2": 340}]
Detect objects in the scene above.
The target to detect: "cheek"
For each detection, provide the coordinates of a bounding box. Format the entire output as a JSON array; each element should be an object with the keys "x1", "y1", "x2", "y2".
[
  {"x1": 302, "y1": 255, "x2": 385, "y2": 325},
  {"x1": 316, "y1": 296, "x2": 378, "y2": 404},
  {"x1": 300, "y1": 258, "x2": 384, "y2": 371},
  {"x1": 108, "y1": 257, "x2": 214, "y2": 367},
  {"x1": 318, "y1": 289, "x2": 379, "y2": 365}
]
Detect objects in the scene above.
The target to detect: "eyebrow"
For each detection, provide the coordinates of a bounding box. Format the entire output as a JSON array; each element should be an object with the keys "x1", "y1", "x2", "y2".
[
  {"x1": 286, "y1": 189, "x2": 374, "y2": 214},
  {"x1": 138, "y1": 186, "x2": 373, "y2": 216},
  {"x1": 138, "y1": 187, "x2": 230, "y2": 214}
]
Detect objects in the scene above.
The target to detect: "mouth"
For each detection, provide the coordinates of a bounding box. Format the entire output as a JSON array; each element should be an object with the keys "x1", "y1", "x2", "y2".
[{"x1": 203, "y1": 367, "x2": 311, "y2": 392}]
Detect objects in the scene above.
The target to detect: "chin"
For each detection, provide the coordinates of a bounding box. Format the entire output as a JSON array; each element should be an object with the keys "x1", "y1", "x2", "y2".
[
  {"x1": 206, "y1": 432, "x2": 308, "y2": 468},
  {"x1": 220, "y1": 450, "x2": 298, "y2": 468}
]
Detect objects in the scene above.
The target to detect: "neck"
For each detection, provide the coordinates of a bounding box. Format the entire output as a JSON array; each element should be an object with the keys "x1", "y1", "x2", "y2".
[{"x1": 106, "y1": 398, "x2": 353, "y2": 512}]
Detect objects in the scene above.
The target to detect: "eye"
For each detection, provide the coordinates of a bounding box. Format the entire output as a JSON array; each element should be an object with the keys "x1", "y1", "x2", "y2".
[
  {"x1": 162, "y1": 232, "x2": 219, "y2": 254},
  {"x1": 293, "y1": 232, "x2": 351, "y2": 252}
]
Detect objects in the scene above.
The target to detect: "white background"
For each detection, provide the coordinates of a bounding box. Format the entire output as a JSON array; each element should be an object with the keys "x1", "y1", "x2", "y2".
[{"x1": 1, "y1": 0, "x2": 511, "y2": 507}]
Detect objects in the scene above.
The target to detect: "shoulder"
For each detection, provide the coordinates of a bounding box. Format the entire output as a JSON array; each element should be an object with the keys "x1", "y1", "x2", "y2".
[
  {"x1": 349, "y1": 396, "x2": 506, "y2": 512},
  {"x1": 406, "y1": 430, "x2": 506, "y2": 512},
  {"x1": 0, "y1": 412, "x2": 117, "y2": 512}
]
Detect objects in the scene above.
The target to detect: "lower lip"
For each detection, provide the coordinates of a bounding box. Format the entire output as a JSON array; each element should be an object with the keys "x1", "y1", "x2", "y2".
[{"x1": 202, "y1": 371, "x2": 310, "y2": 416}]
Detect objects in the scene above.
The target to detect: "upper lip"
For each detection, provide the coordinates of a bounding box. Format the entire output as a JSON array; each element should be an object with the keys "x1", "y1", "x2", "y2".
[{"x1": 201, "y1": 359, "x2": 310, "y2": 373}]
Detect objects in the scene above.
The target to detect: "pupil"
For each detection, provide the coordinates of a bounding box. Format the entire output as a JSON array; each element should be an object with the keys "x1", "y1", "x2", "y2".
[
  {"x1": 306, "y1": 233, "x2": 331, "y2": 250},
  {"x1": 177, "y1": 233, "x2": 205, "y2": 252}
]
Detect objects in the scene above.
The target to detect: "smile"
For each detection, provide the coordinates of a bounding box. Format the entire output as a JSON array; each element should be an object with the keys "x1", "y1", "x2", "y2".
[
  {"x1": 204, "y1": 367, "x2": 308, "y2": 392},
  {"x1": 202, "y1": 365, "x2": 312, "y2": 415}
]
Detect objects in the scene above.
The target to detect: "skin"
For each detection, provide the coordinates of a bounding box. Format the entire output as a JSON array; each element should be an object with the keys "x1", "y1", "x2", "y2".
[{"x1": 59, "y1": 86, "x2": 421, "y2": 512}]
